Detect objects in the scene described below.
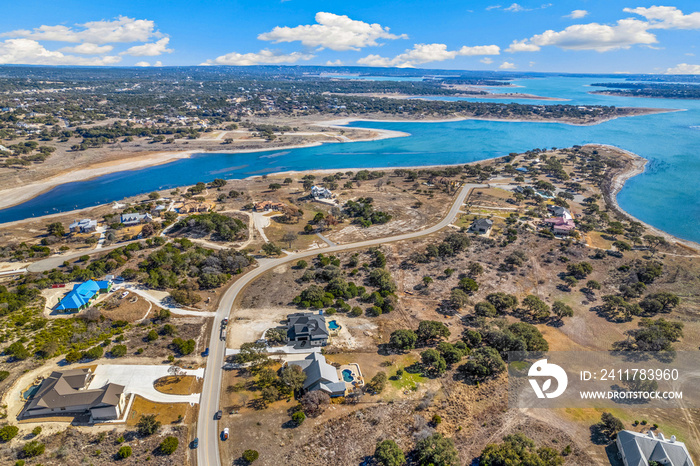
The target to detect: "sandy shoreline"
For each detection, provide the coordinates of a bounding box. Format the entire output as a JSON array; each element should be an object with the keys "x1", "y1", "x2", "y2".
[
  {"x1": 0, "y1": 125, "x2": 409, "y2": 211},
  {"x1": 0, "y1": 139, "x2": 697, "y2": 252}
]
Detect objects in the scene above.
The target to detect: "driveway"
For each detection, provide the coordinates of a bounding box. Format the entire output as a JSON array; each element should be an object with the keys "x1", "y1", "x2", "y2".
[{"x1": 89, "y1": 364, "x2": 204, "y2": 404}]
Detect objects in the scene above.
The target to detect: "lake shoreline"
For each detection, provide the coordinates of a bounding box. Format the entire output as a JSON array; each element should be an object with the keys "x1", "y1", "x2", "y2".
[{"x1": 0, "y1": 107, "x2": 679, "y2": 212}]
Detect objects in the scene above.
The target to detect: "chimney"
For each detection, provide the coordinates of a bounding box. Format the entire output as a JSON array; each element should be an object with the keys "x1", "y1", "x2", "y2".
[
  {"x1": 670, "y1": 435, "x2": 677, "y2": 443},
  {"x1": 659, "y1": 433, "x2": 666, "y2": 441},
  {"x1": 648, "y1": 431, "x2": 656, "y2": 439}
]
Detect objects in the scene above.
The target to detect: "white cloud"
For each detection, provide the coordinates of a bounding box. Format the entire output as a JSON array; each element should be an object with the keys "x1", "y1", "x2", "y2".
[
  {"x1": 135, "y1": 60, "x2": 164, "y2": 67},
  {"x1": 508, "y1": 18, "x2": 657, "y2": 52},
  {"x1": 258, "y1": 12, "x2": 407, "y2": 51},
  {"x1": 122, "y1": 38, "x2": 172, "y2": 56},
  {"x1": 529, "y1": 61, "x2": 536, "y2": 67},
  {"x1": 480, "y1": 57, "x2": 494, "y2": 64},
  {"x1": 0, "y1": 38, "x2": 121, "y2": 65},
  {"x1": 203, "y1": 49, "x2": 314, "y2": 66},
  {"x1": 565, "y1": 10, "x2": 589, "y2": 19},
  {"x1": 59, "y1": 43, "x2": 114, "y2": 54},
  {"x1": 3, "y1": 16, "x2": 160, "y2": 44},
  {"x1": 504, "y1": 3, "x2": 528, "y2": 12},
  {"x1": 486, "y1": 5, "x2": 501, "y2": 10},
  {"x1": 325, "y1": 59, "x2": 343, "y2": 66},
  {"x1": 624, "y1": 6, "x2": 700, "y2": 30},
  {"x1": 499, "y1": 61, "x2": 516, "y2": 69},
  {"x1": 665, "y1": 63, "x2": 700, "y2": 74},
  {"x1": 357, "y1": 43, "x2": 499, "y2": 68},
  {"x1": 506, "y1": 40, "x2": 541, "y2": 52}
]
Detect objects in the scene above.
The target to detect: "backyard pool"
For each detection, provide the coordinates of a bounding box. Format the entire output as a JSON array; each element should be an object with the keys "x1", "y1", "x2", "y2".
[
  {"x1": 23, "y1": 385, "x2": 39, "y2": 400},
  {"x1": 328, "y1": 320, "x2": 340, "y2": 331},
  {"x1": 341, "y1": 369, "x2": 354, "y2": 383}
]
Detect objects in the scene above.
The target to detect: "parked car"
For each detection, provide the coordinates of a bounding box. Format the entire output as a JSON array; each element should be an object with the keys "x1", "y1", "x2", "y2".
[
  {"x1": 222, "y1": 428, "x2": 229, "y2": 440},
  {"x1": 203, "y1": 347, "x2": 209, "y2": 357},
  {"x1": 191, "y1": 438, "x2": 199, "y2": 449},
  {"x1": 215, "y1": 410, "x2": 222, "y2": 420}
]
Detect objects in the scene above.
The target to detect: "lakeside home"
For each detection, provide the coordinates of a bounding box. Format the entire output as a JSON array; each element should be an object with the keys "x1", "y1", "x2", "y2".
[
  {"x1": 55, "y1": 279, "x2": 112, "y2": 313},
  {"x1": 69, "y1": 218, "x2": 97, "y2": 234}
]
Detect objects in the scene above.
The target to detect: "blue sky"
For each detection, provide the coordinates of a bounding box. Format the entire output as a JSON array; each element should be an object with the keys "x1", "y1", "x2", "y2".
[{"x1": 0, "y1": 1, "x2": 698, "y2": 73}]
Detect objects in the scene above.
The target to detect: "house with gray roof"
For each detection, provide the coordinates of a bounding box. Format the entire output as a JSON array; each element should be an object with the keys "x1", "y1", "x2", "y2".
[
  {"x1": 69, "y1": 218, "x2": 97, "y2": 234},
  {"x1": 20, "y1": 368, "x2": 125, "y2": 422},
  {"x1": 470, "y1": 218, "x2": 493, "y2": 234},
  {"x1": 287, "y1": 312, "x2": 329, "y2": 349},
  {"x1": 120, "y1": 212, "x2": 153, "y2": 226},
  {"x1": 616, "y1": 430, "x2": 694, "y2": 466},
  {"x1": 287, "y1": 352, "x2": 347, "y2": 397}
]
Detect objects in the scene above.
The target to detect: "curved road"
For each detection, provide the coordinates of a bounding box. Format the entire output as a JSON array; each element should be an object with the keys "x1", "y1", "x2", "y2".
[{"x1": 196, "y1": 183, "x2": 482, "y2": 466}]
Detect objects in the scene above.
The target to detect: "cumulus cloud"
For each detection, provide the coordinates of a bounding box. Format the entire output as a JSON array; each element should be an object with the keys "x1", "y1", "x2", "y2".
[
  {"x1": 357, "y1": 43, "x2": 499, "y2": 68},
  {"x1": 122, "y1": 37, "x2": 172, "y2": 56},
  {"x1": 59, "y1": 43, "x2": 114, "y2": 54},
  {"x1": 624, "y1": 6, "x2": 700, "y2": 30},
  {"x1": 499, "y1": 61, "x2": 516, "y2": 69},
  {"x1": 325, "y1": 59, "x2": 343, "y2": 66},
  {"x1": 135, "y1": 60, "x2": 163, "y2": 67},
  {"x1": 507, "y1": 18, "x2": 657, "y2": 52},
  {"x1": 3, "y1": 16, "x2": 160, "y2": 44},
  {"x1": 504, "y1": 3, "x2": 528, "y2": 12},
  {"x1": 665, "y1": 63, "x2": 700, "y2": 74},
  {"x1": 0, "y1": 38, "x2": 121, "y2": 65},
  {"x1": 565, "y1": 10, "x2": 589, "y2": 19},
  {"x1": 506, "y1": 40, "x2": 541, "y2": 52},
  {"x1": 258, "y1": 12, "x2": 407, "y2": 51},
  {"x1": 203, "y1": 49, "x2": 314, "y2": 66},
  {"x1": 480, "y1": 57, "x2": 494, "y2": 64}
]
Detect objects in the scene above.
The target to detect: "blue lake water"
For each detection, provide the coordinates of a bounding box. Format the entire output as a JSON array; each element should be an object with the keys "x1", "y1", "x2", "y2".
[{"x1": 0, "y1": 76, "x2": 698, "y2": 243}]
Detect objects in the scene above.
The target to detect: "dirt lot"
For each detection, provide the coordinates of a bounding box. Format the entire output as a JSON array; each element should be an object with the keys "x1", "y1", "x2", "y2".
[{"x1": 154, "y1": 375, "x2": 203, "y2": 395}]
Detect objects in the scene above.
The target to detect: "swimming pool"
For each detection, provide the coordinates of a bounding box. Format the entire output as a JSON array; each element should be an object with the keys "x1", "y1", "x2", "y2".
[
  {"x1": 328, "y1": 320, "x2": 340, "y2": 330},
  {"x1": 342, "y1": 369, "x2": 354, "y2": 383},
  {"x1": 23, "y1": 385, "x2": 39, "y2": 400}
]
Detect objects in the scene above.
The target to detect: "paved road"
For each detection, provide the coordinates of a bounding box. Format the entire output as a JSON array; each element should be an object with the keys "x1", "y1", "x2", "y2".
[
  {"x1": 195, "y1": 182, "x2": 481, "y2": 466},
  {"x1": 27, "y1": 242, "x2": 126, "y2": 273}
]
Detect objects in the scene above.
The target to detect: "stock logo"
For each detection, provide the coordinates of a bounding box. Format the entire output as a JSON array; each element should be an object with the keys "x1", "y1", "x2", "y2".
[{"x1": 528, "y1": 359, "x2": 568, "y2": 399}]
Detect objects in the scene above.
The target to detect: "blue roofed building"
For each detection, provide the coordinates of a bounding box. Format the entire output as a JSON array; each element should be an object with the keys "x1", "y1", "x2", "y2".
[{"x1": 55, "y1": 280, "x2": 113, "y2": 313}]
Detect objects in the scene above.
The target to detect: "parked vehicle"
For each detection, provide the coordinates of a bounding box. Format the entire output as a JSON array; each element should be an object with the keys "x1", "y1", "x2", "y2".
[
  {"x1": 222, "y1": 318, "x2": 229, "y2": 326},
  {"x1": 222, "y1": 428, "x2": 229, "y2": 440},
  {"x1": 192, "y1": 438, "x2": 199, "y2": 449},
  {"x1": 215, "y1": 410, "x2": 222, "y2": 420},
  {"x1": 203, "y1": 347, "x2": 209, "y2": 357}
]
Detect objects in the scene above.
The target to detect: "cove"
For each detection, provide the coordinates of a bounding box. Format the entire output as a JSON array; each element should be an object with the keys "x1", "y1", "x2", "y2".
[{"x1": 0, "y1": 77, "x2": 698, "y2": 244}]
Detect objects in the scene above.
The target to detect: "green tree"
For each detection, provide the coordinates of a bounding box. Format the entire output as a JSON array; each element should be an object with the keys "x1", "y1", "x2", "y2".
[
  {"x1": 389, "y1": 329, "x2": 417, "y2": 351},
  {"x1": 421, "y1": 349, "x2": 447, "y2": 377},
  {"x1": 480, "y1": 433, "x2": 563, "y2": 466},
  {"x1": 414, "y1": 433, "x2": 459, "y2": 466},
  {"x1": 552, "y1": 301, "x2": 574, "y2": 320},
  {"x1": 158, "y1": 436, "x2": 179, "y2": 455},
  {"x1": 449, "y1": 289, "x2": 469, "y2": 309},
  {"x1": 597, "y1": 412, "x2": 624, "y2": 439},
  {"x1": 417, "y1": 320, "x2": 450, "y2": 344},
  {"x1": 110, "y1": 344, "x2": 127, "y2": 357},
  {"x1": 22, "y1": 440, "x2": 45, "y2": 458},
  {"x1": 7, "y1": 341, "x2": 30, "y2": 360},
  {"x1": 137, "y1": 414, "x2": 161, "y2": 436},
  {"x1": 262, "y1": 242, "x2": 282, "y2": 256},
  {"x1": 486, "y1": 293, "x2": 518, "y2": 313},
  {"x1": 458, "y1": 347, "x2": 506, "y2": 381},
  {"x1": 243, "y1": 449, "x2": 259, "y2": 463},
  {"x1": 457, "y1": 277, "x2": 479, "y2": 294},
  {"x1": 147, "y1": 329, "x2": 159, "y2": 341},
  {"x1": 280, "y1": 365, "x2": 307, "y2": 393},
  {"x1": 117, "y1": 445, "x2": 132, "y2": 459},
  {"x1": 292, "y1": 411, "x2": 306, "y2": 426},
  {"x1": 47, "y1": 222, "x2": 65, "y2": 237},
  {"x1": 366, "y1": 371, "x2": 388, "y2": 394},
  {"x1": 374, "y1": 439, "x2": 405, "y2": 466},
  {"x1": 0, "y1": 425, "x2": 19, "y2": 442},
  {"x1": 522, "y1": 295, "x2": 550, "y2": 320},
  {"x1": 474, "y1": 301, "x2": 497, "y2": 317}
]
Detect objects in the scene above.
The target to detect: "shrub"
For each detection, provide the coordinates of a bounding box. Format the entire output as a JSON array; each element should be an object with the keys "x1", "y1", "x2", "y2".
[
  {"x1": 0, "y1": 425, "x2": 19, "y2": 441},
  {"x1": 31, "y1": 427, "x2": 42, "y2": 437},
  {"x1": 389, "y1": 329, "x2": 417, "y2": 351},
  {"x1": 22, "y1": 440, "x2": 45, "y2": 458},
  {"x1": 415, "y1": 433, "x2": 458, "y2": 466},
  {"x1": 136, "y1": 414, "x2": 161, "y2": 436},
  {"x1": 374, "y1": 439, "x2": 405, "y2": 466},
  {"x1": 158, "y1": 436, "x2": 178, "y2": 455},
  {"x1": 117, "y1": 445, "x2": 132, "y2": 459},
  {"x1": 242, "y1": 449, "x2": 259, "y2": 463},
  {"x1": 300, "y1": 391, "x2": 330, "y2": 417},
  {"x1": 0, "y1": 370, "x2": 9, "y2": 382},
  {"x1": 147, "y1": 330, "x2": 158, "y2": 341},
  {"x1": 110, "y1": 345, "x2": 127, "y2": 358},
  {"x1": 83, "y1": 345, "x2": 104, "y2": 360},
  {"x1": 291, "y1": 411, "x2": 306, "y2": 426},
  {"x1": 350, "y1": 306, "x2": 363, "y2": 317},
  {"x1": 366, "y1": 371, "x2": 388, "y2": 394}
]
